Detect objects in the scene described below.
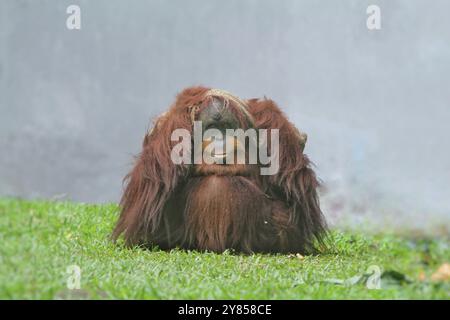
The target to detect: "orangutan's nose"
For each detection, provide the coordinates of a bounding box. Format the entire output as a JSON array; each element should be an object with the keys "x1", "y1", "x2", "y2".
[
  {"x1": 210, "y1": 97, "x2": 225, "y2": 121},
  {"x1": 197, "y1": 95, "x2": 239, "y2": 131}
]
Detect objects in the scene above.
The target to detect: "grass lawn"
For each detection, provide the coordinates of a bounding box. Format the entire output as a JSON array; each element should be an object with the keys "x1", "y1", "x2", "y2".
[{"x1": 0, "y1": 198, "x2": 448, "y2": 299}]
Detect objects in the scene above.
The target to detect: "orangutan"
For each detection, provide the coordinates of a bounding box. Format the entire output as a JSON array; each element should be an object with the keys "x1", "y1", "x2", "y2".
[{"x1": 112, "y1": 87, "x2": 327, "y2": 254}]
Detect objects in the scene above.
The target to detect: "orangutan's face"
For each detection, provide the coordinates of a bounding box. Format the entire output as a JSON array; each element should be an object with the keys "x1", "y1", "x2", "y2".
[{"x1": 197, "y1": 97, "x2": 245, "y2": 164}]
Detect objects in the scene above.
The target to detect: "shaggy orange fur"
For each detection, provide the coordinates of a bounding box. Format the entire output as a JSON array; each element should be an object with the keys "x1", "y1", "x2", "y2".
[{"x1": 112, "y1": 87, "x2": 327, "y2": 253}]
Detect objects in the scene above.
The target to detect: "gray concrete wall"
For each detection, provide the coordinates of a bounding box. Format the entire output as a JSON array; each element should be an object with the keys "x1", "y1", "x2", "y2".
[{"x1": 1, "y1": 0, "x2": 449, "y2": 230}]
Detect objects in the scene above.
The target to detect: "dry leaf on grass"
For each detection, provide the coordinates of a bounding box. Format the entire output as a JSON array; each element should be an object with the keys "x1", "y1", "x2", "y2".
[
  {"x1": 418, "y1": 270, "x2": 426, "y2": 281},
  {"x1": 287, "y1": 253, "x2": 304, "y2": 260},
  {"x1": 431, "y1": 263, "x2": 450, "y2": 282}
]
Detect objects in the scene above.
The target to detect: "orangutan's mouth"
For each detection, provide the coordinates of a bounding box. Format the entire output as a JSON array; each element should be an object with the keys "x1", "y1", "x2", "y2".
[
  {"x1": 210, "y1": 138, "x2": 229, "y2": 160},
  {"x1": 213, "y1": 152, "x2": 227, "y2": 159}
]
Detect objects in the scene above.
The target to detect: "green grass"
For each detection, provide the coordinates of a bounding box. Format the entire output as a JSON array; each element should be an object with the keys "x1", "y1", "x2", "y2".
[{"x1": 0, "y1": 198, "x2": 448, "y2": 299}]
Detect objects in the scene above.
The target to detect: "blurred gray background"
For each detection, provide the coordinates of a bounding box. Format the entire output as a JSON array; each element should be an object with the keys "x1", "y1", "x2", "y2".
[{"x1": 1, "y1": 0, "x2": 449, "y2": 231}]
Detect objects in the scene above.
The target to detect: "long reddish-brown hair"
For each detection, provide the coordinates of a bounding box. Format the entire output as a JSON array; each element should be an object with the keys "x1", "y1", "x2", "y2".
[{"x1": 112, "y1": 86, "x2": 327, "y2": 254}]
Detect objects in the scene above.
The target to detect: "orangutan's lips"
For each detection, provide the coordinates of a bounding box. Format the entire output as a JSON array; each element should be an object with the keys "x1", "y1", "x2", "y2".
[
  {"x1": 213, "y1": 153, "x2": 227, "y2": 159},
  {"x1": 211, "y1": 139, "x2": 227, "y2": 159}
]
